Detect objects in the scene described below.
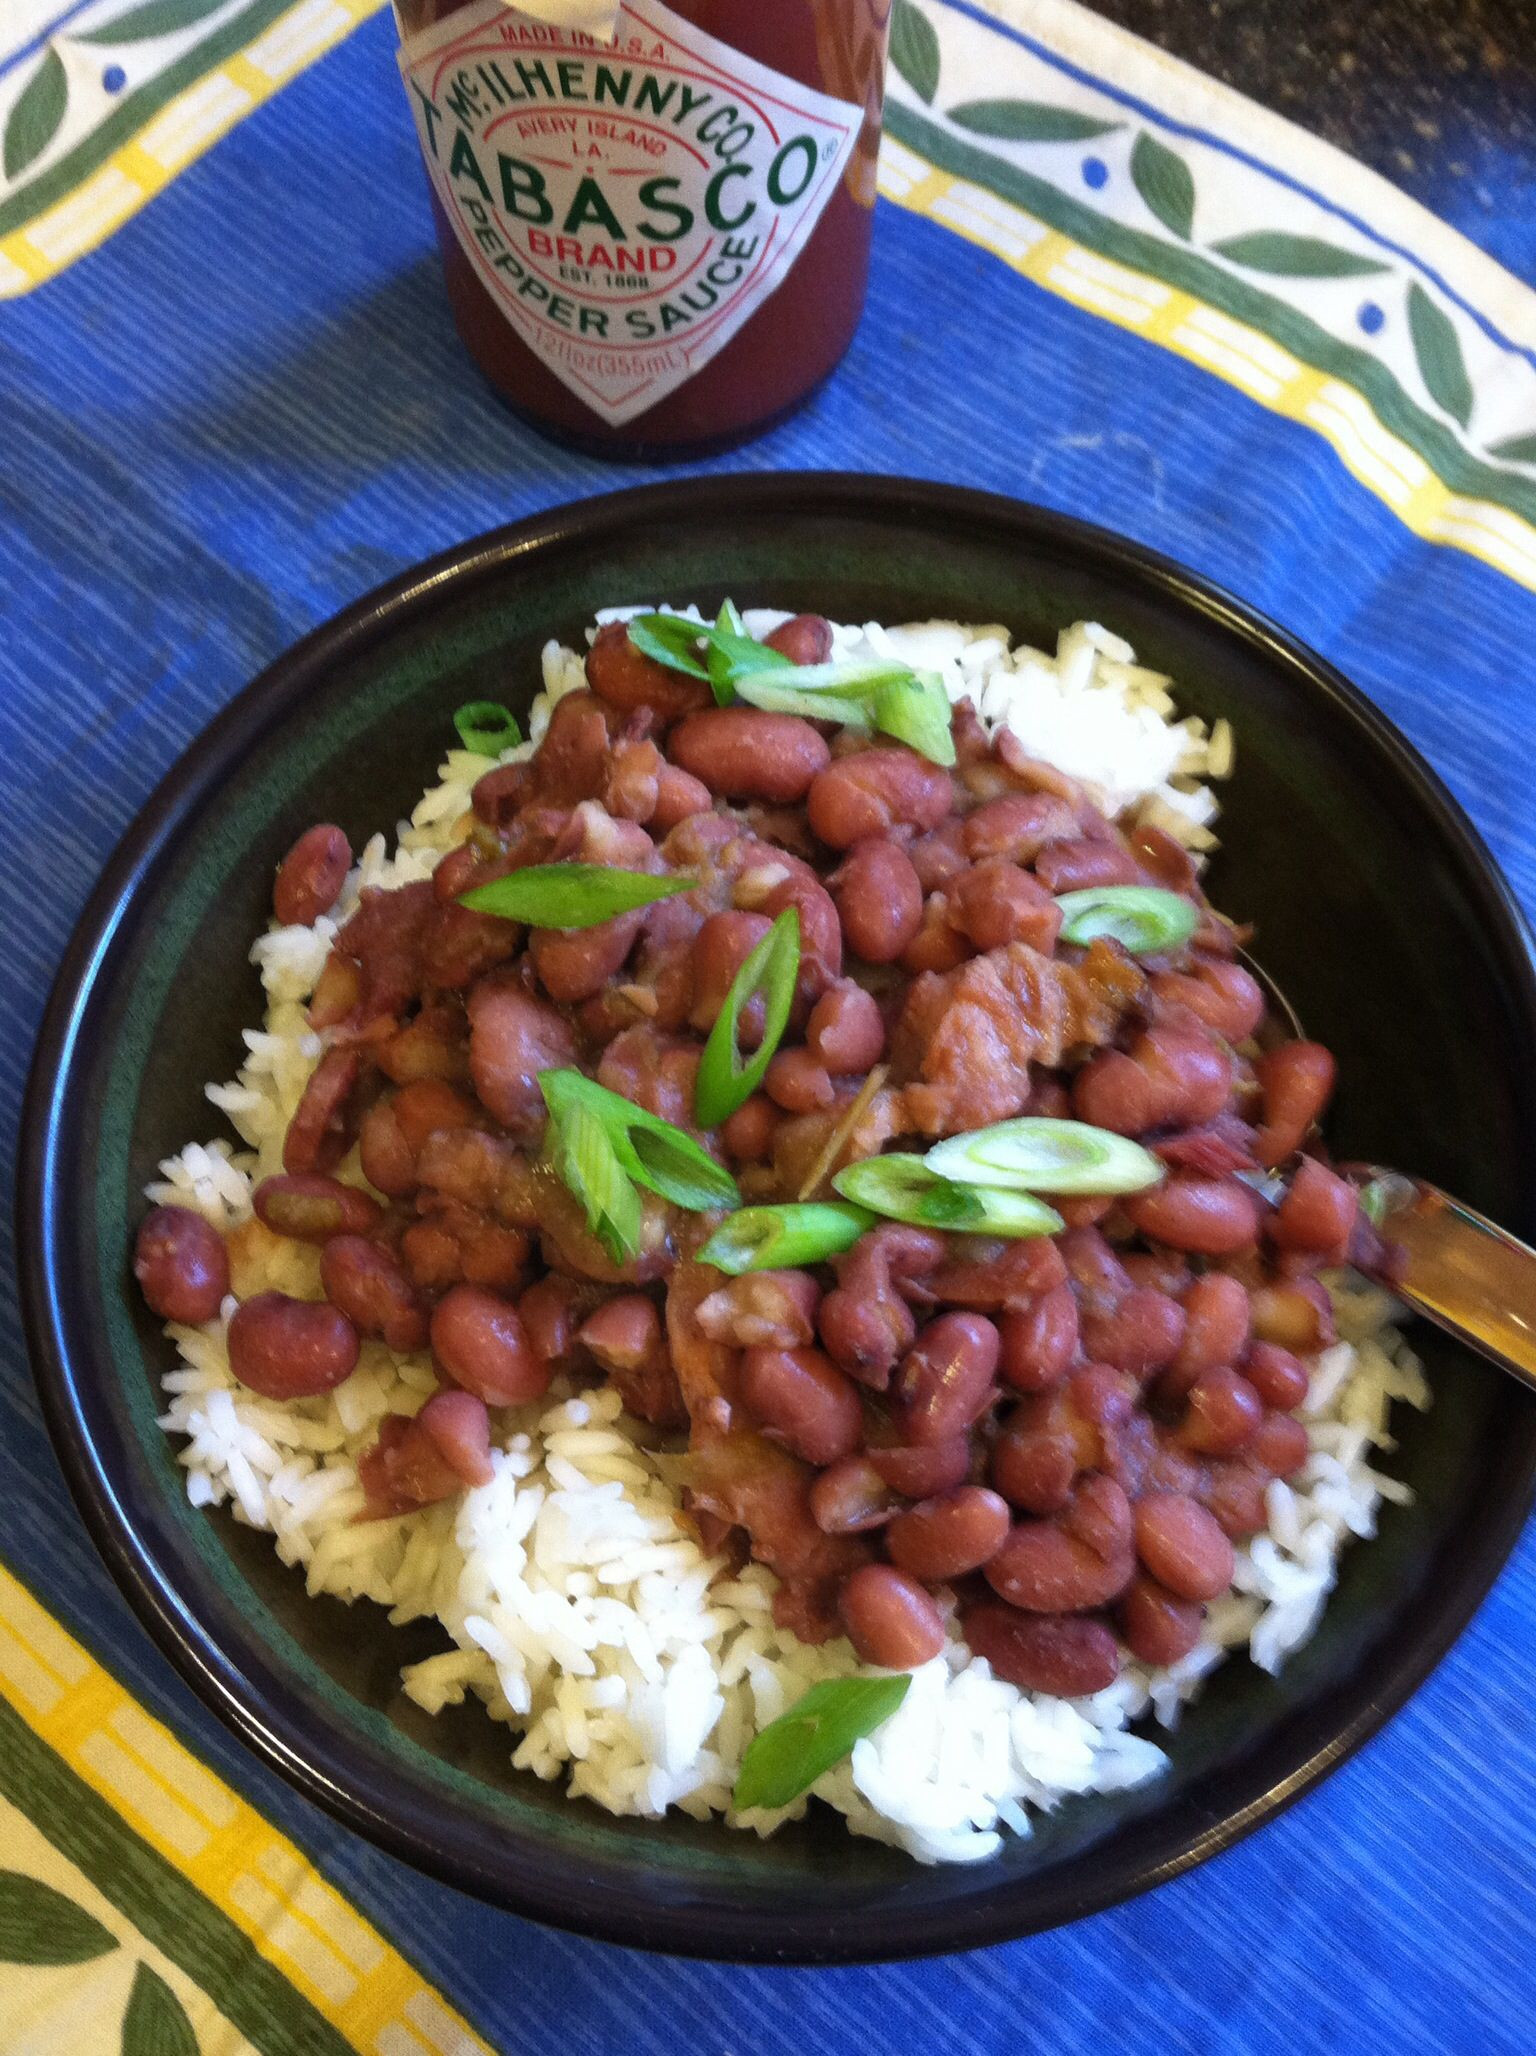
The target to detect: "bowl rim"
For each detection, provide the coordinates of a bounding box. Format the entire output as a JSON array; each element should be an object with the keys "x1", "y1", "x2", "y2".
[{"x1": 18, "y1": 471, "x2": 1536, "y2": 1961}]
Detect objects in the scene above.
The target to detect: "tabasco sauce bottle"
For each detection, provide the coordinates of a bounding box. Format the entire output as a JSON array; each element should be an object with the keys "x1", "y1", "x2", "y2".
[{"x1": 392, "y1": 0, "x2": 891, "y2": 455}]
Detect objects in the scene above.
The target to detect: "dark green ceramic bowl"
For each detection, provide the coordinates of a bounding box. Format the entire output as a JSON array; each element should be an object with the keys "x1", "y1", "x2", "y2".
[{"x1": 20, "y1": 476, "x2": 1536, "y2": 1961}]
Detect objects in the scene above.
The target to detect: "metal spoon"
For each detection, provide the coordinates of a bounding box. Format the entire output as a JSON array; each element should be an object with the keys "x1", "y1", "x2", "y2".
[{"x1": 1240, "y1": 952, "x2": 1536, "y2": 1396}]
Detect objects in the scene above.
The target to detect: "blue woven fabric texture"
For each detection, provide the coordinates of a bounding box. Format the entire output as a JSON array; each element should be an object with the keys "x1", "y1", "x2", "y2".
[{"x1": 3, "y1": 13, "x2": 1535, "y2": 2052}]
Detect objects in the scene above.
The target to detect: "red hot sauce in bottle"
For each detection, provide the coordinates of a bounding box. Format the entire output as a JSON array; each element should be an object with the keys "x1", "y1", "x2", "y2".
[{"x1": 393, "y1": 0, "x2": 891, "y2": 456}]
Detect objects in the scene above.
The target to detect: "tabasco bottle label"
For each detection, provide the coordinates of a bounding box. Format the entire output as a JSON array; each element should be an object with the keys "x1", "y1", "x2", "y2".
[{"x1": 397, "y1": 0, "x2": 864, "y2": 425}]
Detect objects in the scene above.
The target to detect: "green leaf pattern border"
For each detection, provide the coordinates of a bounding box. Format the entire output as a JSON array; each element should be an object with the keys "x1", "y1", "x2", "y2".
[
  {"x1": 0, "y1": 1870, "x2": 200, "y2": 2053},
  {"x1": 888, "y1": 0, "x2": 1536, "y2": 481},
  {"x1": 1, "y1": 0, "x2": 243, "y2": 192}
]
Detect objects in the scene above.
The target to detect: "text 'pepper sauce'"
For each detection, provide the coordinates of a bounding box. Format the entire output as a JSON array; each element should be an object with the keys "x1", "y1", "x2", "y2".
[{"x1": 393, "y1": 0, "x2": 892, "y2": 455}]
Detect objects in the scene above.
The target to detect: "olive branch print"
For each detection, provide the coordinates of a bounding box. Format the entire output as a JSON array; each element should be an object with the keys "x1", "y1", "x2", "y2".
[
  {"x1": 888, "y1": 0, "x2": 1517, "y2": 456},
  {"x1": 2, "y1": 0, "x2": 234, "y2": 183},
  {"x1": 0, "y1": 1870, "x2": 199, "y2": 2054}
]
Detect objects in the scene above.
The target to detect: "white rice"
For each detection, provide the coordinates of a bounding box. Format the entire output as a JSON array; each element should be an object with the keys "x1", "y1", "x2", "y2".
[{"x1": 148, "y1": 613, "x2": 1426, "y2": 1865}]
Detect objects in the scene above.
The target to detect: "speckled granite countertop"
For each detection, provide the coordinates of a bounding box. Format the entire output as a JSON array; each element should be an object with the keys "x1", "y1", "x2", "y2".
[{"x1": 1087, "y1": 0, "x2": 1534, "y2": 280}]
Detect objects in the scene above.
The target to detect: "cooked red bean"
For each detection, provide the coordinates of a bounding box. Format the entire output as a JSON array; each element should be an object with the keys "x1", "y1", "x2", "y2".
[
  {"x1": 962, "y1": 793, "x2": 1076, "y2": 865},
  {"x1": 1080, "y1": 1287, "x2": 1187, "y2": 1376},
  {"x1": 227, "y1": 1292, "x2": 359, "y2": 1398},
  {"x1": 415, "y1": 1388, "x2": 495, "y2": 1488},
  {"x1": 899, "y1": 894, "x2": 970, "y2": 975},
  {"x1": 1178, "y1": 1366, "x2": 1263, "y2": 1454},
  {"x1": 806, "y1": 748, "x2": 953, "y2": 849},
  {"x1": 377, "y1": 1008, "x2": 471, "y2": 1084},
  {"x1": 739, "y1": 1346, "x2": 863, "y2": 1466},
  {"x1": 1172, "y1": 1272, "x2": 1251, "y2": 1380},
  {"x1": 320, "y1": 1236, "x2": 427, "y2": 1352},
  {"x1": 720, "y1": 1092, "x2": 780, "y2": 1162},
  {"x1": 998, "y1": 1285, "x2": 1079, "y2": 1392},
  {"x1": 358, "y1": 1104, "x2": 410, "y2": 1196},
  {"x1": 838, "y1": 1564, "x2": 946, "y2": 1669},
  {"x1": 951, "y1": 861, "x2": 1062, "y2": 953},
  {"x1": 651, "y1": 763, "x2": 713, "y2": 831},
  {"x1": 764, "y1": 1047, "x2": 835, "y2": 1113},
  {"x1": 274, "y1": 823, "x2": 350, "y2": 927},
  {"x1": 887, "y1": 1487, "x2": 1011, "y2": 1581},
  {"x1": 754, "y1": 864, "x2": 842, "y2": 1003},
  {"x1": 805, "y1": 981, "x2": 884, "y2": 1074},
  {"x1": 529, "y1": 909, "x2": 646, "y2": 1005},
  {"x1": 1135, "y1": 1026, "x2": 1234, "y2": 1125},
  {"x1": 358, "y1": 1414, "x2": 460, "y2": 1517},
  {"x1": 984, "y1": 1476, "x2": 1135, "y2": 1612},
  {"x1": 1071, "y1": 1049, "x2": 1166, "y2": 1136},
  {"x1": 696, "y1": 1270, "x2": 820, "y2": 1349},
  {"x1": 1151, "y1": 959, "x2": 1266, "y2": 1042},
  {"x1": 578, "y1": 1293, "x2": 663, "y2": 1373},
  {"x1": 833, "y1": 839, "x2": 923, "y2": 963},
  {"x1": 1271, "y1": 1156, "x2": 1358, "y2": 1259},
  {"x1": 467, "y1": 977, "x2": 577, "y2": 1136},
  {"x1": 1123, "y1": 1249, "x2": 1192, "y2": 1296},
  {"x1": 670, "y1": 709, "x2": 830, "y2": 804},
  {"x1": 470, "y1": 762, "x2": 529, "y2": 827},
  {"x1": 891, "y1": 1312, "x2": 1001, "y2": 1445},
  {"x1": 307, "y1": 951, "x2": 361, "y2": 1029},
  {"x1": 430, "y1": 1286, "x2": 549, "y2": 1406},
  {"x1": 1119, "y1": 1574, "x2": 1204, "y2": 1666},
  {"x1": 810, "y1": 1456, "x2": 900, "y2": 1534},
  {"x1": 1058, "y1": 1226, "x2": 1133, "y2": 1315},
  {"x1": 400, "y1": 1220, "x2": 461, "y2": 1294},
  {"x1": 818, "y1": 1229, "x2": 937, "y2": 1388},
  {"x1": 254, "y1": 1173, "x2": 382, "y2": 1242},
  {"x1": 133, "y1": 1206, "x2": 229, "y2": 1323},
  {"x1": 1133, "y1": 1491, "x2": 1234, "y2": 1600},
  {"x1": 908, "y1": 819, "x2": 969, "y2": 891},
  {"x1": 1201, "y1": 1460, "x2": 1271, "y2": 1537},
  {"x1": 282, "y1": 1048, "x2": 362, "y2": 1176},
  {"x1": 688, "y1": 911, "x2": 772, "y2": 1040},
  {"x1": 516, "y1": 1275, "x2": 585, "y2": 1367},
  {"x1": 1125, "y1": 1175, "x2": 1262, "y2": 1255},
  {"x1": 1247, "y1": 1412, "x2": 1310, "y2": 1477},
  {"x1": 764, "y1": 613, "x2": 834, "y2": 665},
  {"x1": 992, "y1": 1423, "x2": 1078, "y2": 1513},
  {"x1": 585, "y1": 620, "x2": 711, "y2": 720},
  {"x1": 1127, "y1": 820, "x2": 1197, "y2": 889},
  {"x1": 1243, "y1": 1340, "x2": 1310, "y2": 1410},
  {"x1": 1249, "y1": 1278, "x2": 1334, "y2": 1353},
  {"x1": 868, "y1": 1434, "x2": 972, "y2": 1499},
  {"x1": 926, "y1": 1236, "x2": 1067, "y2": 1313},
  {"x1": 1253, "y1": 1042, "x2": 1336, "y2": 1166},
  {"x1": 964, "y1": 1602, "x2": 1120, "y2": 1696},
  {"x1": 531, "y1": 691, "x2": 612, "y2": 805},
  {"x1": 1033, "y1": 839, "x2": 1142, "y2": 893}
]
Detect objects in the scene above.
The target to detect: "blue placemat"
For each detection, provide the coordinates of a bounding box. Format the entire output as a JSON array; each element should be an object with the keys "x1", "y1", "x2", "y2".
[{"x1": 3, "y1": 1, "x2": 1536, "y2": 2049}]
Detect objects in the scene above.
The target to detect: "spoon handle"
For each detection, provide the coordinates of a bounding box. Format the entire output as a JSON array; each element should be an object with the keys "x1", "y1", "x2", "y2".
[{"x1": 1346, "y1": 1167, "x2": 1536, "y2": 1397}]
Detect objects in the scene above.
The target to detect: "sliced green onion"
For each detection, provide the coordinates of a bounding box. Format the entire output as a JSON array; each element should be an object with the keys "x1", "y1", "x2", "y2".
[
  {"x1": 733, "y1": 1675, "x2": 911, "y2": 1813},
  {"x1": 459, "y1": 864, "x2": 691, "y2": 929},
  {"x1": 728, "y1": 675, "x2": 874, "y2": 727},
  {"x1": 694, "y1": 909, "x2": 801, "y2": 1127},
  {"x1": 833, "y1": 1155, "x2": 1063, "y2": 1237},
  {"x1": 758, "y1": 657, "x2": 913, "y2": 697},
  {"x1": 539, "y1": 1070, "x2": 739, "y2": 1215},
  {"x1": 1055, "y1": 885, "x2": 1200, "y2": 954},
  {"x1": 627, "y1": 612, "x2": 711, "y2": 679},
  {"x1": 871, "y1": 671, "x2": 956, "y2": 768},
  {"x1": 551, "y1": 1101, "x2": 643, "y2": 1264},
  {"x1": 925, "y1": 1118, "x2": 1164, "y2": 1196},
  {"x1": 706, "y1": 600, "x2": 791, "y2": 707},
  {"x1": 453, "y1": 701, "x2": 522, "y2": 756},
  {"x1": 696, "y1": 1202, "x2": 873, "y2": 1275}
]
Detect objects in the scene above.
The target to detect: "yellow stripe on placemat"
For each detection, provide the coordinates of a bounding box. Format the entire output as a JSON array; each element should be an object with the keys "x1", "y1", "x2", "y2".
[
  {"x1": 0, "y1": 0, "x2": 386, "y2": 298},
  {"x1": 0, "y1": 1564, "x2": 495, "y2": 2056},
  {"x1": 876, "y1": 135, "x2": 1536, "y2": 596}
]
